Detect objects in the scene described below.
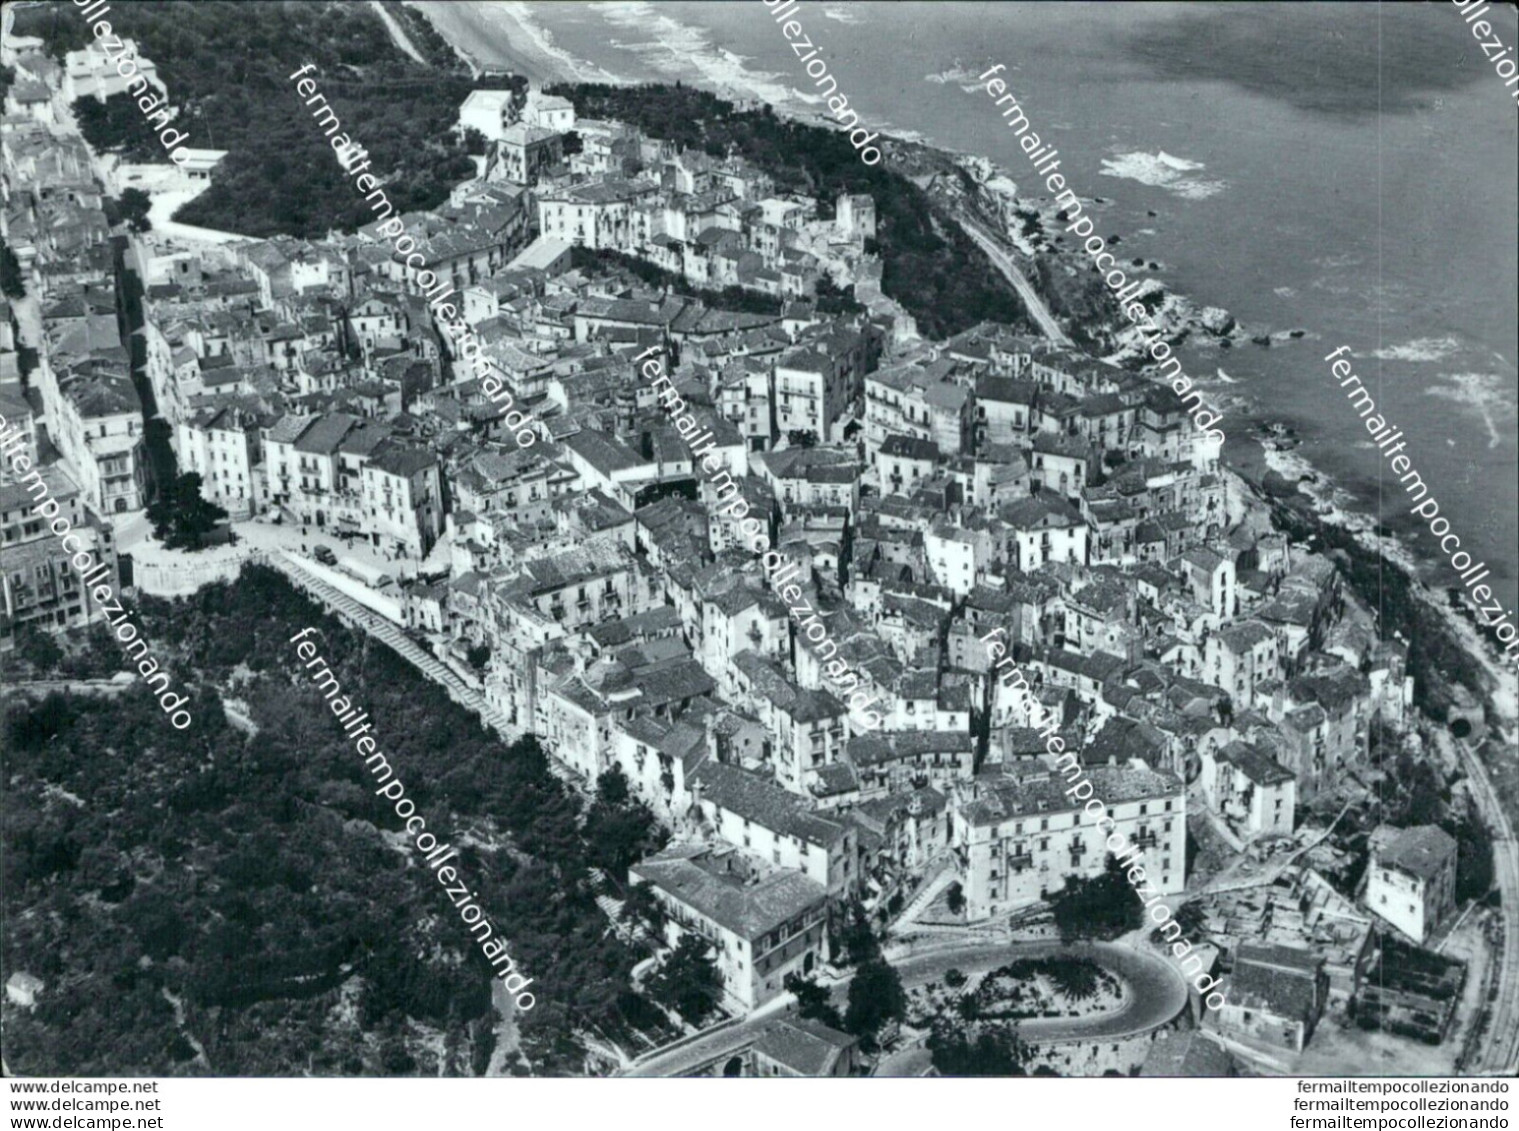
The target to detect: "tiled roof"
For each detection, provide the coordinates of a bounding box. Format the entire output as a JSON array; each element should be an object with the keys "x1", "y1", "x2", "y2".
[
  {"x1": 750, "y1": 1015, "x2": 855, "y2": 1075},
  {"x1": 693, "y1": 762, "x2": 848, "y2": 847},
  {"x1": 958, "y1": 764, "x2": 1181, "y2": 827},
  {"x1": 630, "y1": 846, "x2": 827, "y2": 940},
  {"x1": 1370, "y1": 824, "x2": 1457, "y2": 882}
]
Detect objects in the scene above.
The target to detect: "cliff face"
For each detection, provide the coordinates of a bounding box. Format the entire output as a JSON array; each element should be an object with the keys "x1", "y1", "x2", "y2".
[{"x1": 1032, "y1": 255, "x2": 1116, "y2": 350}]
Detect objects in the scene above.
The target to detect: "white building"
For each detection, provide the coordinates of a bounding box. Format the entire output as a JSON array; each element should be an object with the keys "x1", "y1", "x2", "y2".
[
  {"x1": 690, "y1": 761, "x2": 857, "y2": 898},
  {"x1": 50, "y1": 371, "x2": 146, "y2": 515},
  {"x1": 176, "y1": 405, "x2": 265, "y2": 520},
  {"x1": 523, "y1": 91, "x2": 575, "y2": 133},
  {"x1": 950, "y1": 763, "x2": 1187, "y2": 921},
  {"x1": 630, "y1": 844, "x2": 830, "y2": 1013},
  {"x1": 1199, "y1": 741, "x2": 1296, "y2": 841},
  {"x1": 537, "y1": 179, "x2": 656, "y2": 251}
]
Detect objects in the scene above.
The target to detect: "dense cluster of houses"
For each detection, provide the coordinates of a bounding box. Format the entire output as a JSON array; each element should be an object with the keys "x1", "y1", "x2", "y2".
[{"x1": 1, "y1": 52, "x2": 1466, "y2": 1072}]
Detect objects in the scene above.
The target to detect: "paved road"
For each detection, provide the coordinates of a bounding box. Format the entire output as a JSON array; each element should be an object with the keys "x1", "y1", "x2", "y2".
[
  {"x1": 1456, "y1": 735, "x2": 1519, "y2": 1075},
  {"x1": 956, "y1": 214, "x2": 1072, "y2": 347},
  {"x1": 888, "y1": 937, "x2": 1189, "y2": 1043},
  {"x1": 620, "y1": 937, "x2": 1187, "y2": 1077}
]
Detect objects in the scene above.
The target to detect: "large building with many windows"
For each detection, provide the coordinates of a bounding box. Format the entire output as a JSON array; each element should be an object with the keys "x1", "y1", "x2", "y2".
[{"x1": 1, "y1": 468, "x2": 119, "y2": 648}]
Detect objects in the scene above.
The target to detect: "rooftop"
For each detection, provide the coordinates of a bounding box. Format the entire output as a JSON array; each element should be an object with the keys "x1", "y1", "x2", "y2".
[{"x1": 630, "y1": 845, "x2": 827, "y2": 941}]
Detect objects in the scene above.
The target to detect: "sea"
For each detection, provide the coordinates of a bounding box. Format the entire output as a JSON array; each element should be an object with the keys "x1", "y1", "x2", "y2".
[{"x1": 417, "y1": 0, "x2": 1519, "y2": 616}]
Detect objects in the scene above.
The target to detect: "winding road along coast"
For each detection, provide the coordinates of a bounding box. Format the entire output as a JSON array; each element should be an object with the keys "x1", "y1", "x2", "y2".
[{"x1": 618, "y1": 938, "x2": 1188, "y2": 1077}]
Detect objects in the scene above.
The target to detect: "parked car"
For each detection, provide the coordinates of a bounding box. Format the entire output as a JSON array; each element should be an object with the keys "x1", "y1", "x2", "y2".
[{"x1": 313, "y1": 545, "x2": 338, "y2": 565}]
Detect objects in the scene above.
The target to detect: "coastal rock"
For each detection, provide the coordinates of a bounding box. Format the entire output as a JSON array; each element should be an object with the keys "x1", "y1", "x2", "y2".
[{"x1": 1200, "y1": 306, "x2": 1236, "y2": 336}]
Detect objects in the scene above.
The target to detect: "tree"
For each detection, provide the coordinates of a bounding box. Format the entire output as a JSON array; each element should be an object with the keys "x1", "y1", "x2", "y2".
[
  {"x1": 647, "y1": 935, "x2": 723, "y2": 1025},
  {"x1": 1449, "y1": 812, "x2": 1495, "y2": 904},
  {"x1": 784, "y1": 973, "x2": 843, "y2": 1030},
  {"x1": 583, "y1": 767, "x2": 665, "y2": 879},
  {"x1": 1050, "y1": 854, "x2": 1143, "y2": 943},
  {"x1": 595, "y1": 765, "x2": 631, "y2": 807},
  {"x1": 103, "y1": 188, "x2": 152, "y2": 233},
  {"x1": 787, "y1": 429, "x2": 818, "y2": 448},
  {"x1": 813, "y1": 274, "x2": 865, "y2": 316},
  {"x1": 1151, "y1": 899, "x2": 1205, "y2": 944},
  {"x1": 946, "y1": 882, "x2": 965, "y2": 916},
  {"x1": 926, "y1": 1020, "x2": 1024, "y2": 1076},
  {"x1": 0, "y1": 238, "x2": 25, "y2": 298},
  {"x1": 838, "y1": 898, "x2": 879, "y2": 966},
  {"x1": 461, "y1": 126, "x2": 489, "y2": 156},
  {"x1": 146, "y1": 472, "x2": 227, "y2": 551},
  {"x1": 843, "y1": 957, "x2": 905, "y2": 1046},
  {"x1": 620, "y1": 881, "x2": 666, "y2": 939},
  {"x1": 10, "y1": 625, "x2": 64, "y2": 672}
]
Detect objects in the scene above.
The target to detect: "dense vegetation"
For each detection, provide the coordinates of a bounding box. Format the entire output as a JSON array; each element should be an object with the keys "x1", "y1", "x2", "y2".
[
  {"x1": 645, "y1": 936, "x2": 723, "y2": 1026},
  {"x1": 13, "y1": 1, "x2": 516, "y2": 238},
  {"x1": 103, "y1": 188, "x2": 154, "y2": 233},
  {"x1": 375, "y1": 0, "x2": 467, "y2": 72},
  {"x1": 1266, "y1": 491, "x2": 1486, "y2": 711},
  {"x1": 1, "y1": 565, "x2": 663, "y2": 1075},
  {"x1": 549, "y1": 82, "x2": 1028, "y2": 339},
  {"x1": 926, "y1": 1021, "x2": 1026, "y2": 1076},
  {"x1": 831, "y1": 900, "x2": 906, "y2": 1048}
]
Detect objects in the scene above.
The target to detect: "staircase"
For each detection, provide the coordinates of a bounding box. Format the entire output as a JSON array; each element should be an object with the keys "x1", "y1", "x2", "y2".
[{"x1": 264, "y1": 552, "x2": 547, "y2": 756}]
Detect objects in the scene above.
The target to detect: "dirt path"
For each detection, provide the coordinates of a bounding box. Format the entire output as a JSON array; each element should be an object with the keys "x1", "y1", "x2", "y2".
[{"x1": 370, "y1": 1, "x2": 426, "y2": 65}]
